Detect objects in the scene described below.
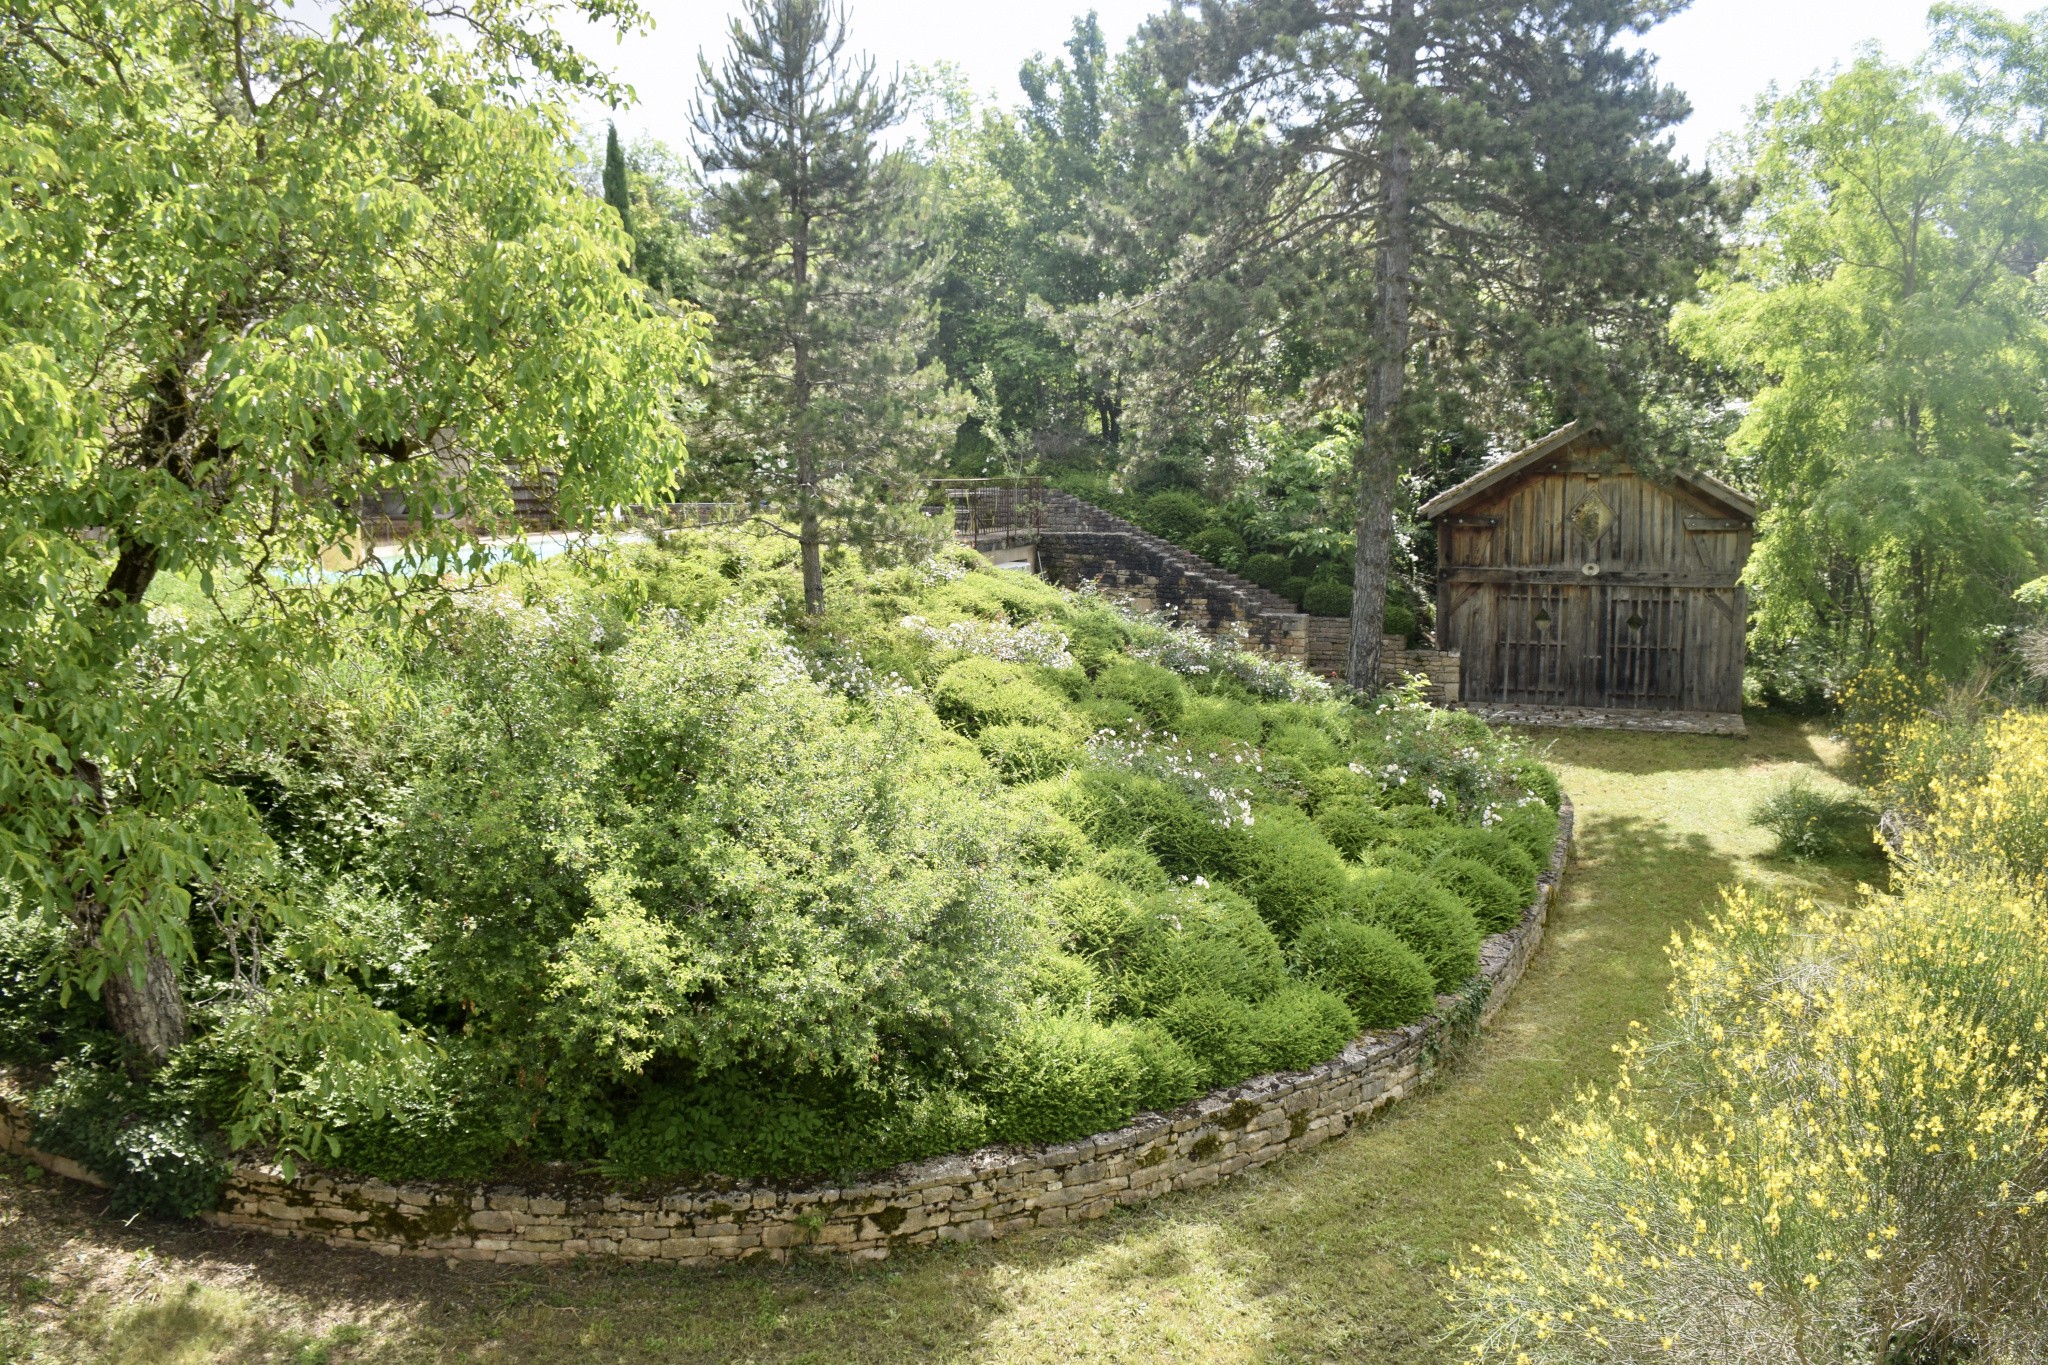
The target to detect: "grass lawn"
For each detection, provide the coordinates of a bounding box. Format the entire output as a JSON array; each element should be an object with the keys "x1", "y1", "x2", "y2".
[{"x1": 0, "y1": 711, "x2": 1882, "y2": 1365}]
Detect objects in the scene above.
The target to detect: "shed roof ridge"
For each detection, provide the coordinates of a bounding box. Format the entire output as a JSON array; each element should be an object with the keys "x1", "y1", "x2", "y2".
[{"x1": 1416, "y1": 421, "x2": 1756, "y2": 521}]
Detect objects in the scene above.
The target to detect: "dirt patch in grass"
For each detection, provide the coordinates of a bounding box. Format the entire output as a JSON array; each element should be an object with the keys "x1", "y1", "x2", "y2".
[{"x1": 0, "y1": 711, "x2": 1876, "y2": 1365}]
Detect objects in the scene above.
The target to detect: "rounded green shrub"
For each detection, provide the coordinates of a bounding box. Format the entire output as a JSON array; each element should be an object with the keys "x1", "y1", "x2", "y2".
[
  {"x1": 1434, "y1": 824, "x2": 1540, "y2": 889},
  {"x1": 1011, "y1": 805, "x2": 1093, "y2": 872},
  {"x1": 1067, "y1": 768, "x2": 1246, "y2": 879},
  {"x1": 1025, "y1": 950, "x2": 1109, "y2": 1017},
  {"x1": 1499, "y1": 802, "x2": 1563, "y2": 868},
  {"x1": 1089, "y1": 845, "x2": 1172, "y2": 892},
  {"x1": 1266, "y1": 722, "x2": 1342, "y2": 770},
  {"x1": 1141, "y1": 489, "x2": 1212, "y2": 540},
  {"x1": 1383, "y1": 602, "x2": 1416, "y2": 642},
  {"x1": 1120, "y1": 1020, "x2": 1207, "y2": 1111},
  {"x1": 1315, "y1": 800, "x2": 1392, "y2": 860},
  {"x1": 1154, "y1": 991, "x2": 1267, "y2": 1089},
  {"x1": 1232, "y1": 805, "x2": 1350, "y2": 937},
  {"x1": 1510, "y1": 757, "x2": 1563, "y2": 810},
  {"x1": 1347, "y1": 868, "x2": 1481, "y2": 992},
  {"x1": 1067, "y1": 612, "x2": 1131, "y2": 675},
  {"x1": 1117, "y1": 887, "x2": 1287, "y2": 1012},
  {"x1": 1303, "y1": 764, "x2": 1376, "y2": 813},
  {"x1": 1093, "y1": 661, "x2": 1187, "y2": 728},
  {"x1": 1047, "y1": 872, "x2": 1142, "y2": 963},
  {"x1": 1302, "y1": 581, "x2": 1353, "y2": 617},
  {"x1": 1182, "y1": 695, "x2": 1265, "y2": 744},
  {"x1": 1428, "y1": 854, "x2": 1525, "y2": 933},
  {"x1": 1243, "y1": 553, "x2": 1291, "y2": 591},
  {"x1": 1288, "y1": 916, "x2": 1436, "y2": 1028},
  {"x1": 1252, "y1": 984, "x2": 1360, "y2": 1071},
  {"x1": 1186, "y1": 527, "x2": 1245, "y2": 566},
  {"x1": 981, "y1": 1013, "x2": 1143, "y2": 1146},
  {"x1": 978, "y1": 723, "x2": 1079, "y2": 783},
  {"x1": 931, "y1": 657, "x2": 1073, "y2": 735},
  {"x1": 1382, "y1": 803, "x2": 1452, "y2": 834},
  {"x1": 1282, "y1": 575, "x2": 1312, "y2": 605}
]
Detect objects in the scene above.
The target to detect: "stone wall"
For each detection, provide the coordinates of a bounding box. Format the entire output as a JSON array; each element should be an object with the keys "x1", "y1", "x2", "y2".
[
  {"x1": 1302, "y1": 621, "x2": 1462, "y2": 703},
  {"x1": 0, "y1": 805, "x2": 1572, "y2": 1268}
]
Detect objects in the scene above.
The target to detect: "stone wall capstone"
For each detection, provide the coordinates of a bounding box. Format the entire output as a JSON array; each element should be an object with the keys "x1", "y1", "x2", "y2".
[{"x1": 0, "y1": 803, "x2": 1573, "y2": 1267}]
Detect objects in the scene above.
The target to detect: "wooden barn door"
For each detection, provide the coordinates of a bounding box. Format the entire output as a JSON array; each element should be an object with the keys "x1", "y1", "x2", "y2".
[
  {"x1": 1600, "y1": 588, "x2": 1686, "y2": 709},
  {"x1": 1492, "y1": 585, "x2": 1572, "y2": 705}
]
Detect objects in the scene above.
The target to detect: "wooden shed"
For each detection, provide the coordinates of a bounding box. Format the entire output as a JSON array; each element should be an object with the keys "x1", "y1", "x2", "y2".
[{"x1": 1420, "y1": 422, "x2": 1755, "y2": 728}]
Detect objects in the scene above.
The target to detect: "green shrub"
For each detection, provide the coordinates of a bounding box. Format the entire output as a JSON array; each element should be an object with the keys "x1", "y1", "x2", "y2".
[
  {"x1": 981, "y1": 1013, "x2": 1144, "y2": 1145},
  {"x1": 1315, "y1": 800, "x2": 1392, "y2": 860},
  {"x1": 605, "y1": 1070, "x2": 990, "y2": 1179},
  {"x1": 1265, "y1": 722, "x2": 1342, "y2": 770},
  {"x1": 1302, "y1": 763, "x2": 1375, "y2": 812},
  {"x1": 1347, "y1": 868, "x2": 1481, "y2": 992},
  {"x1": 978, "y1": 723, "x2": 1079, "y2": 782},
  {"x1": 1428, "y1": 855, "x2": 1525, "y2": 933},
  {"x1": 1243, "y1": 553, "x2": 1291, "y2": 591},
  {"x1": 29, "y1": 1066, "x2": 227, "y2": 1219},
  {"x1": 1498, "y1": 802, "x2": 1562, "y2": 868},
  {"x1": 1288, "y1": 917, "x2": 1437, "y2": 1028},
  {"x1": 1047, "y1": 871, "x2": 1143, "y2": 962},
  {"x1": 1153, "y1": 992, "x2": 1266, "y2": 1089},
  {"x1": 1089, "y1": 844, "x2": 1172, "y2": 892},
  {"x1": 1509, "y1": 757, "x2": 1562, "y2": 809},
  {"x1": 1182, "y1": 695, "x2": 1265, "y2": 743},
  {"x1": 327, "y1": 1062, "x2": 524, "y2": 1182},
  {"x1": 1092, "y1": 661, "x2": 1187, "y2": 728},
  {"x1": 1186, "y1": 527, "x2": 1245, "y2": 566},
  {"x1": 1282, "y1": 575, "x2": 1311, "y2": 605},
  {"x1": 1066, "y1": 768, "x2": 1246, "y2": 878},
  {"x1": 931, "y1": 657, "x2": 1074, "y2": 735},
  {"x1": 1065, "y1": 611, "x2": 1131, "y2": 675},
  {"x1": 1140, "y1": 489, "x2": 1212, "y2": 540},
  {"x1": 1751, "y1": 774, "x2": 1875, "y2": 860},
  {"x1": 1301, "y1": 581, "x2": 1353, "y2": 617},
  {"x1": 1251, "y1": 984, "x2": 1359, "y2": 1071},
  {"x1": 1025, "y1": 950, "x2": 1109, "y2": 1017},
  {"x1": 1116, "y1": 887, "x2": 1287, "y2": 1012},
  {"x1": 1382, "y1": 602, "x2": 1416, "y2": 643},
  {"x1": 1433, "y1": 825, "x2": 1539, "y2": 889},
  {"x1": 1011, "y1": 805, "x2": 1093, "y2": 872},
  {"x1": 1232, "y1": 806, "x2": 1350, "y2": 937},
  {"x1": 0, "y1": 906, "x2": 107, "y2": 1064},
  {"x1": 1121, "y1": 1021, "x2": 1207, "y2": 1111}
]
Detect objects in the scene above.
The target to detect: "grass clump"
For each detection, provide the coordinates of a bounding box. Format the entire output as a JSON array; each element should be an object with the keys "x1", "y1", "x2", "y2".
[{"x1": 1750, "y1": 773, "x2": 1874, "y2": 860}]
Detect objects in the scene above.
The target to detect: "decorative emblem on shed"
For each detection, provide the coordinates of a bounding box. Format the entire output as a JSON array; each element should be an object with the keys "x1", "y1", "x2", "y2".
[{"x1": 1568, "y1": 494, "x2": 1614, "y2": 544}]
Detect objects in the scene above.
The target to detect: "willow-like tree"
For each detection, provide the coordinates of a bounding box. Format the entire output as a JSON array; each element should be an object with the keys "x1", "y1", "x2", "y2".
[
  {"x1": 691, "y1": 0, "x2": 960, "y2": 615},
  {"x1": 1105, "y1": 0, "x2": 1728, "y2": 689},
  {"x1": 0, "y1": 0, "x2": 707, "y2": 1082},
  {"x1": 1676, "y1": 13, "x2": 2048, "y2": 679}
]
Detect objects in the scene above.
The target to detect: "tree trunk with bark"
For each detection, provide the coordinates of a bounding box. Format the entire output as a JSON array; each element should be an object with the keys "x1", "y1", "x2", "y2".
[{"x1": 1347, "y1": 0, "x2": 1418, "y2": 693}]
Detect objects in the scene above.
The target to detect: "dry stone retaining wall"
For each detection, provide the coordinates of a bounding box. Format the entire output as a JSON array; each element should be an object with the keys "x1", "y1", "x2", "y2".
[{"x1": 1, "y1": 804, "x2": 1572, "y2": 1267}]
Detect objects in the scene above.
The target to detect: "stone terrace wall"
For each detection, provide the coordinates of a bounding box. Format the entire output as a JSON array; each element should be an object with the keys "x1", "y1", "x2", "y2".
[
  {"x1": 0, "y1": 805, "x2": 1573, "y2": 1268},
  {"x1": 1302, "y1": 622, "x2": 1462, "y2": 704}
]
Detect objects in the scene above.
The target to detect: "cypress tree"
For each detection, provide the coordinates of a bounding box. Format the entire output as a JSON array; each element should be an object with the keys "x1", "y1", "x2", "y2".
[{"x1": 603, "y1": 121, "x2": 633, "y2": 241}]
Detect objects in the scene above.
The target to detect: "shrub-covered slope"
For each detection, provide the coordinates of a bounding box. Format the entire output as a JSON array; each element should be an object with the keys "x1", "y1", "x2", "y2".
[{"x1": 1, "y1": 533, "x2": 1558, "y2": 1200}]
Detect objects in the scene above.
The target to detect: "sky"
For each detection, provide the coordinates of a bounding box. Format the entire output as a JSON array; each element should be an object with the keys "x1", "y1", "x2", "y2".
[{"x1": 571, "y1": 0, "x2": 2035, "y2": 168}]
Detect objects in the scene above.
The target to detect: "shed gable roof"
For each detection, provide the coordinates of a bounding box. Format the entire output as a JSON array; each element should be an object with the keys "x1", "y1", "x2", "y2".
[{"x1": 1417, "y1": 421, "x2": 1756, "y2": 521}]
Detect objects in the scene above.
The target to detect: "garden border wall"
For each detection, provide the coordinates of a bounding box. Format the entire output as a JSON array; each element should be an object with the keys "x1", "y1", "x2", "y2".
[{"x1": 1, "y1": 802, "x2": 1573, "y2": 1267}]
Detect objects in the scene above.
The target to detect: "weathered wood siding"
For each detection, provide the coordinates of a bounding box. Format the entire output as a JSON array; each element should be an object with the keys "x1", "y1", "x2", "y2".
[{"x1": 1435, "y1": 444, "x2": 1752, "y2": 714}]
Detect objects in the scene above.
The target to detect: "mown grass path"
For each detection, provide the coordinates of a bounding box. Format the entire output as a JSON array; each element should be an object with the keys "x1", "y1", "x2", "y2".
[{"x1": 0, "y1": 715, "x2": 1879, "y2": 1365}]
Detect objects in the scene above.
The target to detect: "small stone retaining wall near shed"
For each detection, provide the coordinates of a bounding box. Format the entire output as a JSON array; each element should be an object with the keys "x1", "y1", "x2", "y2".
[{"x1": 1, "y1": 805, "x2": 1573, "y2": 1267}]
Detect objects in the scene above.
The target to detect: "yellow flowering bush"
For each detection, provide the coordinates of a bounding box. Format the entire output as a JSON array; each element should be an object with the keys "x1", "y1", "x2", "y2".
[{"x1": 1449, "y1": 713, "x2": 2048, "y2": 1364}]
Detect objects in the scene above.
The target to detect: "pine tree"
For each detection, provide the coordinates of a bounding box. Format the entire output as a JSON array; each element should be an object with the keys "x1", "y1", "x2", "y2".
[
  {"x1": 602, "y1": 121, "x2": 633, "y2": 241},
  {"x1": 692, "y1": 0, "x2": 960, "y2": 615},
  {"x1": 1110, "y1": 0, "x2": 1732, "y2": 689}
]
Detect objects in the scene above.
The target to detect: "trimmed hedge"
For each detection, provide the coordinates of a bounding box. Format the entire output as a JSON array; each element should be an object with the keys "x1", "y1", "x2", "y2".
[
  {"x1": 1429, "y1": 854, "x2": 1525, "y2": 933},
  {"x1": 982, "y1": 1013, "x2": 1145, "y2": 1146},
  {"x1": 1252, "y1": 984, "x2": 1361, "y2": 1070},
  {"x1": 1232, "y1": 805, "x2": 1350, "y2": 937},
  {"x1": 1116, "y1": 888, "x2": 1287, "y2": 1013},
  {"x1": 1154, "y1": 991, "x2": 1268, "y2": 1089}
]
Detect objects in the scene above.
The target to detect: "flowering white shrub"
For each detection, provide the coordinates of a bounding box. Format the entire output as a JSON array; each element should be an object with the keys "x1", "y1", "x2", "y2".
[{"x1": 899, "y1": 614, "x2": 1076, "y2": 670}]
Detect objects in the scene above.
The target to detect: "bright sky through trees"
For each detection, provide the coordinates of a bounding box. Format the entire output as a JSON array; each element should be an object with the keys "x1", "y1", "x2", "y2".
[{"x1": 574, "y1": 0, "x2": 2030, "y2": 163}]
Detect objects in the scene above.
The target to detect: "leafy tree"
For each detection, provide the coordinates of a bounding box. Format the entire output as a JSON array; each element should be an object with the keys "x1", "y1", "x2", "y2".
[
  {"x1": 1093, "y1": 0, "x2": 1730, "y2": 688},
  {"x1": 602, "y1": 120, "x2": 634, "y2": 239},
  {"x1": 691, "y1": 0, "x2": 961, "y2": 615},
  {"x1": 0, "y1": 0, "x2": 708, "y2": 1074},
  {"x1": 1676, "y1": 18, "x2": 2048, "y2": 679}
]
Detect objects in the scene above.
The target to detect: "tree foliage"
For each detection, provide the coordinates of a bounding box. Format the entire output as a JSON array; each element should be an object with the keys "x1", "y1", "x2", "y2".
[
  {"x1": 1676, "y1": 20, "x2": 2048, "y2": 680},
  {"x1": 0, "y1": 0, "x2": 708, "y2": 1072}
]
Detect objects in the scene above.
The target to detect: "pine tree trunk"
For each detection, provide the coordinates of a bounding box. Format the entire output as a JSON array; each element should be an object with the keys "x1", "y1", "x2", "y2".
[
  {"x1": 791, "y1": 210, "x2": 825, "y2": 615},
  {"x1": 1347, "y1": 0, "x2": 1418, "y2": 693}
]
